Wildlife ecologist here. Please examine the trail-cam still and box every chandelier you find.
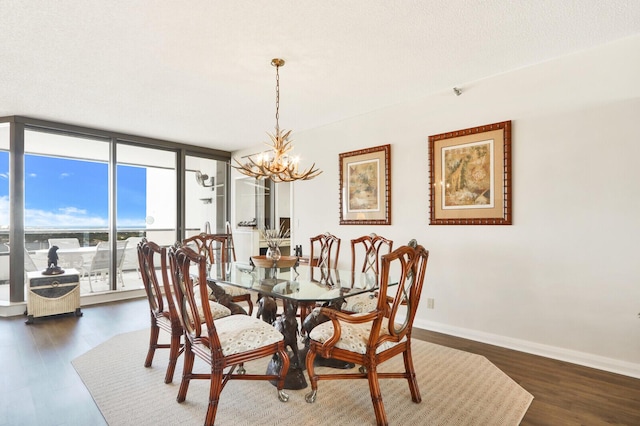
[232,58,322,183]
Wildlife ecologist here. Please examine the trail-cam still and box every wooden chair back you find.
[138,239,171,322]
[310,232,341,269]
[341,233,393,313]
[225,221,237,261]
[137,238,182,383]
[350,233,393,282]
[379,244,429,338]
[169,245,219,349]
[183,232,253,315]
[182,233,230,264]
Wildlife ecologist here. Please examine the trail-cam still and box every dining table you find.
[206,260,381,389]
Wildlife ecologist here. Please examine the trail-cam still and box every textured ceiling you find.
[1,1,639,151]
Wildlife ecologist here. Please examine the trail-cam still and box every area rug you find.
[72,329,533,425]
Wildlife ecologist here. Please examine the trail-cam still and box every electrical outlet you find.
[427,298,435,309]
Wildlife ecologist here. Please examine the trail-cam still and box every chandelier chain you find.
[275,63,280,132]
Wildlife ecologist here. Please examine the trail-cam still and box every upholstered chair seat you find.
[187,296,231,323]
[197,315,284,357]
[308,312,407,355]
[341,293,378,314]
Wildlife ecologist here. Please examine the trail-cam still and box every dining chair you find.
[182,232,254,314]
[298,232,341,326]
[225,221,237,262]
[138,239,231,384]
[138,239,185,384]
[304,243,430,426]
[168,244,290,426]
[309,232,341,270]
[342,233,393,314]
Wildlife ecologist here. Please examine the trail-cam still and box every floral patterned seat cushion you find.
[217,283,251,297]
[195,315,284,357]
[342,293,378,313]
[187,297,232,323]
[308,316,406,355]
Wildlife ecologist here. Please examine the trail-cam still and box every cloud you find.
[0,198,106,228]
[58,206,87,215]
[24,207,107,228]
[59,172,71,178]
[0,197,145,229]
[0,173,7,179]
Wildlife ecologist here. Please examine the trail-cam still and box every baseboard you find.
[80,288,146,306]
[0,288,146,317]
[0,301,28,317]
[415,319,640,380]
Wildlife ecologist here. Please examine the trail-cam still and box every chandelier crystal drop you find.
[232,58,322,183]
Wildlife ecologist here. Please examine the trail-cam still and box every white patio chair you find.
[121,236,143,278]
[24,247,38,273]
[47,238,80,249]
[87,241,128,292]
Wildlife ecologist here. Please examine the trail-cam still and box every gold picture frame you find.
[429,121,512,225]
[339,144,391,225]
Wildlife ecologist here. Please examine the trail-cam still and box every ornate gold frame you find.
[429,121,512,225]
[339,144,391,225]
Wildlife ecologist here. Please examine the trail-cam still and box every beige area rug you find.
[72,329,533,425]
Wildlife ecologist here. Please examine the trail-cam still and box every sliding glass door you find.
[24,130,111,294]
[116,143,177,291]
[0,124,9,301]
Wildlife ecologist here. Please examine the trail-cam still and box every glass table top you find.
[206,262,379,304]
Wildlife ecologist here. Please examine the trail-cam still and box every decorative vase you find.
[266,245,282,265]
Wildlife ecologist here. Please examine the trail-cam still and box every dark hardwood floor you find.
[0,299,149,425]
[2,298,639,425]
[414,329,640,425]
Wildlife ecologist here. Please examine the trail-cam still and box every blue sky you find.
[0,153,146,228]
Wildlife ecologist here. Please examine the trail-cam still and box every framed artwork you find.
[339,144,391,225]
[428,121,512,225]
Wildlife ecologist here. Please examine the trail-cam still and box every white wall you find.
[236,36,640,377]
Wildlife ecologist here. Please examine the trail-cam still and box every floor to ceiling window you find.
[0,116,230,305]
[0,123,9,300]
[24,129,112,295]
[116,143,177,292]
